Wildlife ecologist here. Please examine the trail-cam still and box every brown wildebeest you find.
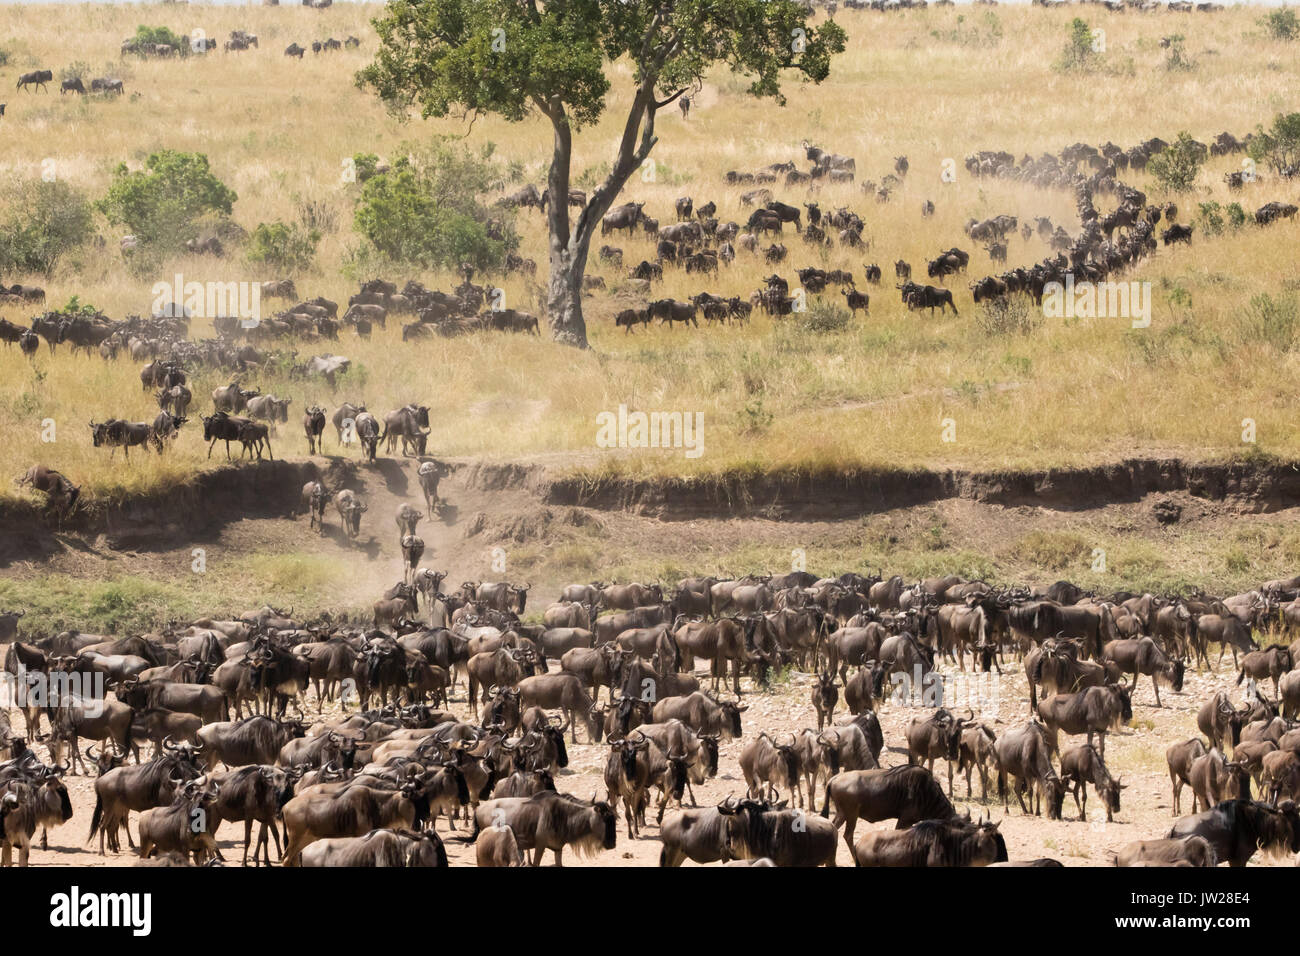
[854,818,1007,867]
[1237,645,1293,698]
[994,719,1065,820]
[1059,743,1125,822]
[472,791,616,867]
[823,765,955,852]
[1112,836,1217,867]
[1166,737,1209,816]
[1036,683,1132,759]
[1102,637,1185,707]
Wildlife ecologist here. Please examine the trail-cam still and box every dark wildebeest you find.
[303,406,326,454]
[1102,637,1184,706]
[1059,743,1125,822]
[17,70,53,92]
[718,796,838,867]
[854,818,1007,867]
[1036,683,1132,759]
[1168,799,1300,867]
[822,765,955,852]
[472,790,616,867]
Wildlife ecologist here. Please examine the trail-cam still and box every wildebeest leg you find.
[1152,674,1162,707]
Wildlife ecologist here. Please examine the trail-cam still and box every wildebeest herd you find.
[4,562,1300,867]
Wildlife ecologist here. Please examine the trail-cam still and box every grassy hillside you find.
[1,2,1299,502]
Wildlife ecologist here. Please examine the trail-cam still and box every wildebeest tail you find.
[87,793,103,843]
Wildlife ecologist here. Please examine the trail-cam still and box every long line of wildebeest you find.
[2,561,1300,867]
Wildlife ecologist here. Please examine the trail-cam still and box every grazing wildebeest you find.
[1059,743,1125,822]
[1103,637,1184,706]
[995,719,1065,820]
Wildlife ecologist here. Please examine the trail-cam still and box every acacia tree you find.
[358,0,845,348]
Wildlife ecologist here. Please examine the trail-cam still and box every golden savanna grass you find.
[0,2,1299,502]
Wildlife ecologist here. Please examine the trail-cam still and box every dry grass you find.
[1,3,1300,503]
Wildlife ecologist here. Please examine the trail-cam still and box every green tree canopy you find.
[358,0,845,347]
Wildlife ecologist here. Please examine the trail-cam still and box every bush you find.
[797,301,852,334]
[349,153,385,184]
[1248,112,1300,176]
[97,150,237,252]
[1163,34,1194,72]
[1197,201,1225,236]
[1261,8,1300,41]
[127,25,191,56]
[1056,18,1101,72]
[247,221,320,272]
[976,296,1040,336]
[353,140,515,272]
[0,178,94,277]
[1240,293,1300,351]
[1147,131,1206,192]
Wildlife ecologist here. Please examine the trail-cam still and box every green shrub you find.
[1147,131,1206,192]
[1248,112,1300,176]
[1163,34,1194,71]
[97,150,237,252]
[1261,8,1300,41]
[247,220,320,272]
[1056,18,1101,72]
[0,178,94,277]
[353,140,515,271]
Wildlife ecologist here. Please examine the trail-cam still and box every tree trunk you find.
[546,244,589,349]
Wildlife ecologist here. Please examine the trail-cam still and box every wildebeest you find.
[1168,799,1300,867]
[14,465,79,515]
[17,70,53,92]
[1102,637,1184,707]
[1037,683,1132,758]
[302,827,448,867]
[995,719,1065,819]
[854,818,1007,867]
[1113,835,1217,867]
[718,796,838,866]
[823,765,955,851]
[472,790,616,866]
[334,489,367,539]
